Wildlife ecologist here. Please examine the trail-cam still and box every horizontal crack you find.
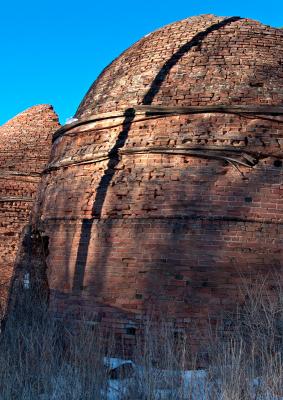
[0,196,34,202]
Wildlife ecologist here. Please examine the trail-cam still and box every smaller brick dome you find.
[0,105,60,317]
[0,105,59,173]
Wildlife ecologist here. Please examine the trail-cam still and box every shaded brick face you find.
[33,15,283,346]
[0,105,60,315]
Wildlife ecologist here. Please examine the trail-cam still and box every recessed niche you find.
[249,81,264,87]
[274,159,282,168]
[126,327,136,336]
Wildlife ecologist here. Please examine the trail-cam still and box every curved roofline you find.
[1,104,57,128]
[75,14,283,118]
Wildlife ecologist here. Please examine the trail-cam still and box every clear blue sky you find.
[0,0,282,126]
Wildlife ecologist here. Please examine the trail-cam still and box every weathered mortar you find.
[31,15,282,347]
[0,105,60,316]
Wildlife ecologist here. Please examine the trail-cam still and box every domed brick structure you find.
[31,15,282,346]
[0,105,60,317]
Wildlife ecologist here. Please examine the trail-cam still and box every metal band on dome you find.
[44,146,260,175]
[136,104,283,116]
[52,104,283,143]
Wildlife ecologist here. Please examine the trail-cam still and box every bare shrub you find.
[206,274,283,400]
[0,289,114,399]
[125,316,199,399]
[0,274,283,399]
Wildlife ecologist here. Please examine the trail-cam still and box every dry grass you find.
[0,276,283,399]
[207,276,283,400]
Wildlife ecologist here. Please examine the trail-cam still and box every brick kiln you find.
[0,105,60,317]
[10,15,283,346]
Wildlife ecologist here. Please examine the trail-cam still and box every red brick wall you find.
[38,138,283,338]
[32,15,283,346]
[0,105,60,315]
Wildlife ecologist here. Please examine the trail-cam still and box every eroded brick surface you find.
[0,105,60,315]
